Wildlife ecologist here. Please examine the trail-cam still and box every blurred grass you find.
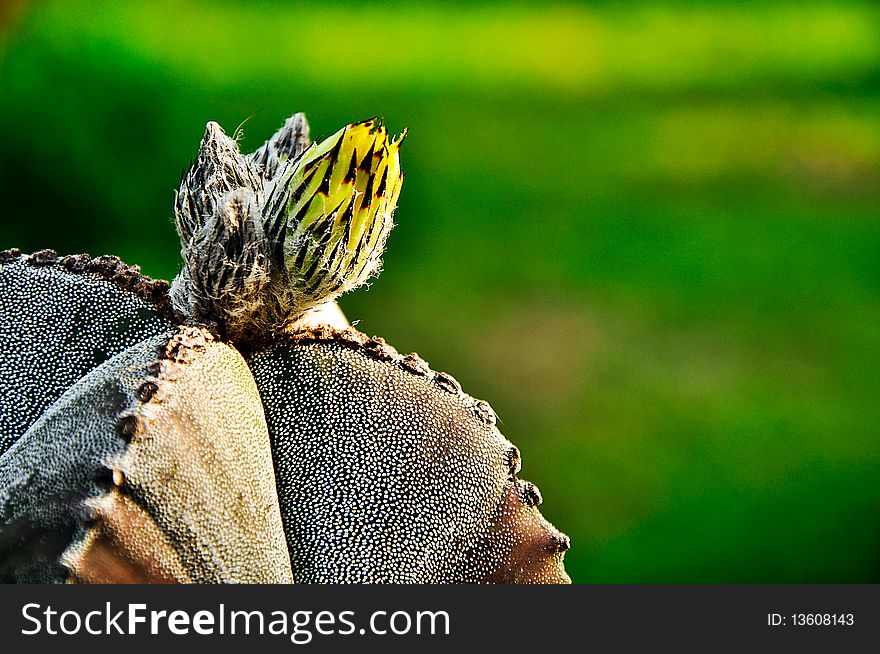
[1,0,878,582]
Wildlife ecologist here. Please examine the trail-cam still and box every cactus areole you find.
[0,113,570,584]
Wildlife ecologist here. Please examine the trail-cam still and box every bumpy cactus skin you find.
[247,331,562,583]
[0,251,171,451]
[0,113,570,584]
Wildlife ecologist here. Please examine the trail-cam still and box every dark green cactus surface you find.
[0,113,570,584]
[0,252,171,450]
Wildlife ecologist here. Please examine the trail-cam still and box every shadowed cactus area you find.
[0,113,570,584]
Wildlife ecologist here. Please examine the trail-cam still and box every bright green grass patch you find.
[16,0,880,93]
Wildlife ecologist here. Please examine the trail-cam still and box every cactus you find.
[0,113,570,584]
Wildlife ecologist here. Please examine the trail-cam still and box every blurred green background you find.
[1,0,878,583]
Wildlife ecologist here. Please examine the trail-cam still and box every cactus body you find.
[0,112,569,584]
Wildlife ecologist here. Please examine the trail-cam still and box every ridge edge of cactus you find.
[0,247,174,319]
